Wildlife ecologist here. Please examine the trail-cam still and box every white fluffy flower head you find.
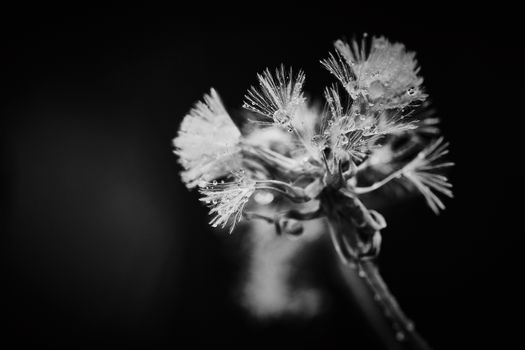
[322,35,426,109]
[199,171,256,233]
[173,89,242,188]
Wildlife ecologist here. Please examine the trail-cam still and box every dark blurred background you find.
[2,5,521,349]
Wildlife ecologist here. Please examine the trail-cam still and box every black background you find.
[2,5,521,349]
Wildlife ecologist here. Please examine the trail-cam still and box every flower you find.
[199,171,256,233]
[400,137,454,213]
[322,35,426,109]
[173,89,242,188]
[318,86,417,164]
[243,65,306,127]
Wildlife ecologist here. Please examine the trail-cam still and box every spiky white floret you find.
[243,65,306,127]
[199,171,256,233]
[320,86,369,161]
[401,137,454,213]
[173,89,242,188]
[318,86,417,162]
[322,36,426,109]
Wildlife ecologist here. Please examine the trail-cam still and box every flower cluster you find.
[173,35,453,242]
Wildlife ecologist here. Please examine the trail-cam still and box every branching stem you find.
[326,207,433,350]
[353,167,405,194]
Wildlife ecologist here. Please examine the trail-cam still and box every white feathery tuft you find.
[243,65,306,127]
[199,170,256,233]
[322,36,426,109]
[173,89,242,188]
[199,171,256,233]
[401,137,454,214]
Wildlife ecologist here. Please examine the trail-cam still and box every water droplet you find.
[396,332,405,341]
[254,191,274,205]
[358,270,366,278]
[407,87,416,96]
[341,136,349,145]
[373,39,387,49]
[273,109,289,125]
[212,180,218,185]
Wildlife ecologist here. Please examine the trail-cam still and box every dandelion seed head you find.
[244,65,306,128]
[325,36,427,109]
[199,171,256,233]
[173,89,243,188]
[401,137,454,213]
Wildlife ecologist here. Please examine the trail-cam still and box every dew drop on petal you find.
[273,109,289,125]
[311,135,322,146]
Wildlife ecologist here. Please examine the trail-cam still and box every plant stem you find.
[354,260,433,350]
[325,200,433,350]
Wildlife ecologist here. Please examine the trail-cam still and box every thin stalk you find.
[255,180,309,203]
[326,205,433,350]
[355,260,433,350]
[353,167,405,194]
